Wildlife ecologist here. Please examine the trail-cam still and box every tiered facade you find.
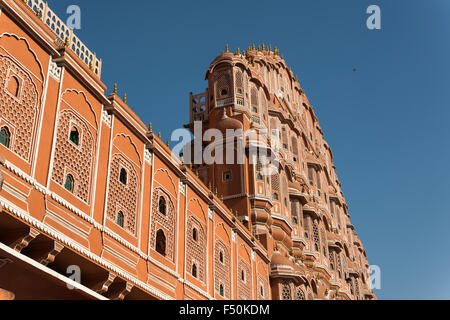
[0,0,375,300]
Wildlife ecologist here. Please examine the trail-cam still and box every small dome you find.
[288,181,301,191]
[271,252,293,267]
[216,112,242,133]
[0,288,15,300]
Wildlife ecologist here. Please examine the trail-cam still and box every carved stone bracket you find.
[13,227,40,253]
[39,241,64,266]
[93,273,117,294]
[108,282,134,301]
[116,282,134,301]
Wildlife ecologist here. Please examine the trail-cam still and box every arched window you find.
[69,127,79,145]
[223,171,232,181]
[251,88,258,107]
[0,126,11,148]
[349,279,354,295]
[329,251,335,270]
[216,74,230,98]
[7,76,19,97]
[257,173,263,181]
[219,284,224,297]
[155,229,166,256]
[282,283,292,300]
[355,278,361,300]
[260,285,264,298]
[296,289,306,300]
[219,251,224,264]
[273,193,279,201]
[117,211,124,227]
[158,196,166,215]
[192,263,198,278]
[312,281,318,296]
[119,168,127,185]
[308,166,314,186]
[192,227,198,241]
[336,254,343,279]
[64,174,74,192]
[235,70,244,94]
[241,269,245,282]
[313,221,320,252]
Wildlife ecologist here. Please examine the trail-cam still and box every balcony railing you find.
[24,0,102,78]
[216,98,233,107]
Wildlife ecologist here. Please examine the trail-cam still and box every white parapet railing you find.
[24,0,102,78]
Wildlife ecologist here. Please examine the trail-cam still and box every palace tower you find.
[0,0,375,300]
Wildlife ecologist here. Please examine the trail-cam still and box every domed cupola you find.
[215,109,242,133]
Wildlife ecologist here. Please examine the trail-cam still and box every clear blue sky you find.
[49,0,450,300]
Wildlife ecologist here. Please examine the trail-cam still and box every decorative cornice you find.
[0,196,173,300]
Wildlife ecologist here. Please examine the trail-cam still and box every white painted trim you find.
[31,54,51,177]
[103,227,146,259]
[90,104,104,219]
[102,114,114,227]
[251,249,255,300]
[147,149,155,257]
[46,66,64,188]
[175,176,180,274]
[137,143,146,248]
[179,278,214,300]
[183,186,188,299]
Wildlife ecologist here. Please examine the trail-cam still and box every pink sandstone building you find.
[0,0,376,300]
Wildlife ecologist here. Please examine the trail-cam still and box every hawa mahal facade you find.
[0,0,375,300]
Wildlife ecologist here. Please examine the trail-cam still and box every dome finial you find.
[221,108,228,120]
[113,83,118,95]
[225,44,229,53]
